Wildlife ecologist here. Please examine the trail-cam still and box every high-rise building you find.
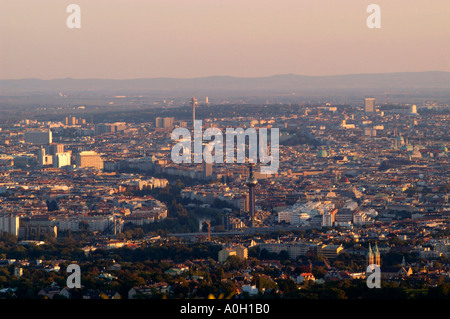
[46,143,65,156]
[163,117,174,129]
[155,117,174,129]
[37,143,70,168]
[233,246,248,260]
[37,148,53,166]
[37,148,45,166]
[94,123,110,135]
[0,214,20,236]
[245,163,258,228]
[75,151,103,170]
[239,194,249,214]
[24,130,52,145]
[65,115,80,126]
[54,153,71,168]
[218,248,236,263]
[94,123,127,135]
[203,161,213,179]
[410,104,417,114]
[365,98,375,112]
[322,208,338,227]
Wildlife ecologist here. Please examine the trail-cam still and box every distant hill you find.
[1,71,449,94]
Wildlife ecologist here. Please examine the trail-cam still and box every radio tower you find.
[245,163,258,228]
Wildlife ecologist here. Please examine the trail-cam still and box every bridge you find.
[168,225,315,239]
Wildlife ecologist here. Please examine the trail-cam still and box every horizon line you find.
[1,70,448,82]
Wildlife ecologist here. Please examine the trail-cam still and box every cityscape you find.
[0,89,449,301]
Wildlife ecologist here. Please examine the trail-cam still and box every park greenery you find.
[1,180,449,299]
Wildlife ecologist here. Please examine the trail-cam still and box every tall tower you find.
[368,243,374,265]
[192,97,197,127]
[245,163,258,228]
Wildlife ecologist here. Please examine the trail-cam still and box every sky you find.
[0,0,449,79]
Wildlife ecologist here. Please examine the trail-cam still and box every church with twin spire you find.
[367,243,381,266]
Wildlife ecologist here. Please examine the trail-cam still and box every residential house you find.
[293,272,316,284]
[59,287,72,299]
[164,265,189,276]
[82,289,121,299]
[241,285,259,296]
[128,285,154,299]
[38,284,62,299]
[382,266,413,279]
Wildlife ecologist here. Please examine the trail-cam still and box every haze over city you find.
[1,0,449,80]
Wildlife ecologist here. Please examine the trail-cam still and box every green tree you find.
[78,221,90,231]
[278,250,290,262]
[312,266,327,279]
[428,283,450,299]
[225,255,245,271]
[257,276,278,292]
[277,278,297,296]
[319,287,347,299]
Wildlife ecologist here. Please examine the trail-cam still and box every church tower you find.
[368,244,374,265]
[374,243,381,266]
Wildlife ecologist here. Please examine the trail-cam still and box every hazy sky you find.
[1,0,449,79]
